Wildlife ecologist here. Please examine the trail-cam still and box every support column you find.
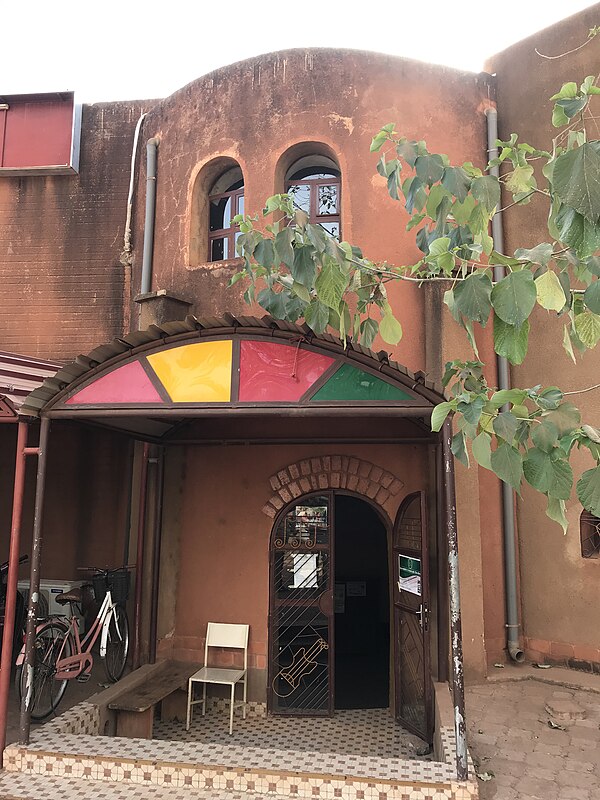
[148,446,165,664]
[19,417,51,744]
[132,442,150,669]
[0,422,28,764]
[441,418,468,781]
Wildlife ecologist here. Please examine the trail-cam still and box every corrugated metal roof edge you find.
[19,314,446,418]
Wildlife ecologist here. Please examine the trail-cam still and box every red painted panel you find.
[238,341,334,402]
[66,361,163,405]
[2,95,73,168]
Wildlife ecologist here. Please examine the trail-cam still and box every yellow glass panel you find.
[147,340,232,402]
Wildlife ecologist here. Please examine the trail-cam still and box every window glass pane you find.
[210,237,228,261]
[318,184,338,215]
[237,194,245,216]
[274,497,329,547]
[288,184,311,213]
[209,195,232,232]
[319,222,340,238]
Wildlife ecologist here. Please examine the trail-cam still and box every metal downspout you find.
[132,443,150,669]
[0,422,28,764]
[148,447,165,664]
[486,105,525,664]
[19,417,51,743]
[140,137,159,295]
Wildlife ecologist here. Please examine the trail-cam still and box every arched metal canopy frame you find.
[3,314,468,781]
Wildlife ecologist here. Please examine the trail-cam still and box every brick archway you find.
[261,455,404,518]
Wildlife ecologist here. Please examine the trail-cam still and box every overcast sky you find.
[1,1,596,102]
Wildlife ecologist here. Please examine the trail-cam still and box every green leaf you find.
[562,322,577,363]
[254,238,275,269]
[554,205,600,258]
[546,497,568,535]
[291,281,311,303]
[523,447,553,492]
[552,104,569,128]
[535,270,566,312]
[493,316,529,365]
[454,273,492,325]
[379,310,403,345]
[431,402,454,432]
[291,246,316,287]
[506,165,534,195]
[583,280,600,314]
[493,411,519,442]
[547,457,573,500]
[315,262,348,311]
[550,81,578,100]
[472,432,492,470]
[491,442,523,492]
[553,143,600,223]
[471,176,500,212]
[515,243,553,266]
[257,287,289,318]
[490,388,528,408]
[442,166,471,202]
[546,402,581,436]
[274,228,295,268]
[577,466,600,517]
[428,237,451,256]
[532,420,559,452]
[574,310,600,347]
[491,270,537,327]
[536,387,563,410]
[415,154,445,185]
[370,131,388,152]
[426,185,450,218]
[457,395,485,426]
[303,299,330,334]
[359,317,379,348]
[554,95,588,119]
[451,431,469,467]
[451,195,476,226]
[306,223,329,253]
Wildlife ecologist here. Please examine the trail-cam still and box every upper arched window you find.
[208,165,244,262]
[285,155,341,238]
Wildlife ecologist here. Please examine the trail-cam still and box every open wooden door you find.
[393,491,432,741]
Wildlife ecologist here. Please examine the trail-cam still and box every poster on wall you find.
[398,554,421,596]
[346,581,366,597]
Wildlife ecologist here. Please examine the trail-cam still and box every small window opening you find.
[580,511,600,558]
[208,166,244,262]
[285,155,341,238]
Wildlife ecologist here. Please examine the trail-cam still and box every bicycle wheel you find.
[17,620,72,721]
[104,605,129,682]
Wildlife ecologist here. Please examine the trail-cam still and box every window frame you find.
[208,185,244,262]
[580,510,600,559]
[285,174,341,237]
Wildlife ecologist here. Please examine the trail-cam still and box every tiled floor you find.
[0,771,291,799]
[154,708,431,761]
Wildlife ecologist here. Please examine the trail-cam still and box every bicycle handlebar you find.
[76,565,136,574]
[0,555,29,573]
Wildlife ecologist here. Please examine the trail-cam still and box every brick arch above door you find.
[262,455,404,519]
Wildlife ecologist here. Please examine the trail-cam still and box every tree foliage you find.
[231,76,600,531]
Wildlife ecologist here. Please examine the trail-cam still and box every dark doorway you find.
[334,495,389,709]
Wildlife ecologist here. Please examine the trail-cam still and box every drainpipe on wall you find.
[140,137,159,295]
[485,105,525,664]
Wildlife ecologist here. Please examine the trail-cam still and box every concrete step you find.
[0,772,291,800]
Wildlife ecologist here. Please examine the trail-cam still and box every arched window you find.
[285,155,341,238]
[580,510,600,558]
[208,165,244,262]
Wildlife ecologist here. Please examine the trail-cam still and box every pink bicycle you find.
[16,566,131,720]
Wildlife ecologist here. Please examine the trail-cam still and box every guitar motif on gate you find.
[272,637,329,697]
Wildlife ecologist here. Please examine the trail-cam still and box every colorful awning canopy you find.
[60,337,418,408]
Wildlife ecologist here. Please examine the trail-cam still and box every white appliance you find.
[17,579,84,633]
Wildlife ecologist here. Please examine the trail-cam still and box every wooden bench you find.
[108,660,201,739]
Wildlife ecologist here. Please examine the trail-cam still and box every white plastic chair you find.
[186,622,249,734]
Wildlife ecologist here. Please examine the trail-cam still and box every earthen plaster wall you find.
[0,101,153,361]
[488,4,600,663]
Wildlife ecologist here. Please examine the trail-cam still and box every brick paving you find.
[466,673,600,800]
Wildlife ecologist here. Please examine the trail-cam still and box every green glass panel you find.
[310,363,414,402]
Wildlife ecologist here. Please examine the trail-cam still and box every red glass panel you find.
[66,360,163,405]
[239,341,334,402]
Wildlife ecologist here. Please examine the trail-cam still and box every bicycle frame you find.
[17,590,123,681]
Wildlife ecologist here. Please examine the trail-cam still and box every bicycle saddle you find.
[55,588,83,605]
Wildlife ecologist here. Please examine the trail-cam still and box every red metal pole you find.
[132,442,150,669]
[0,422,28,765]
[19,417,50,744]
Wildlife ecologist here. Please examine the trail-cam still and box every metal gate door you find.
[269,493,333,715]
